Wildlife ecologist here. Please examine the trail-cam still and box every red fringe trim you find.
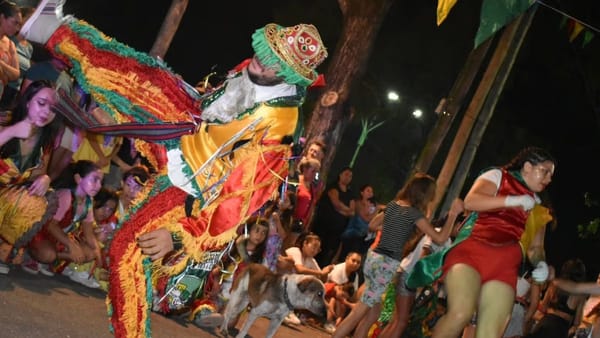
[108,185,188,336]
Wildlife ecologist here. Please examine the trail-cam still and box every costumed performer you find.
[407,146,555,338]
[0,79,60,274]
[19,1,328,337]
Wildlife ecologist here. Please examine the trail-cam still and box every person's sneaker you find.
[324,322,336,334]
[21,257,40,275]
[0,261,10,274]
[69,270,100,289]
[61,265,74,277]
[84,277,101,289]
[39,263,55,277]
[283,311,301,325]
[20,0,66,44]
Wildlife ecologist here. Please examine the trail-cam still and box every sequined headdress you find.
[252,23,327,87]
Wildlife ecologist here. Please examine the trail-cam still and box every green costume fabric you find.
[405,212,477,289]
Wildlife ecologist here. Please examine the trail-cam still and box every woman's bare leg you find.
[475,280,515,338]
[333,302,370,338]
[432,263,481,338]
[379,293,414,338]
[354,303,381,337]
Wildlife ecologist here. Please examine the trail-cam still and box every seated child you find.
[263,189,295,272]
[153,216,268,331]
[62,167,150,289]
[63,187,119,290]
[24,160,103,283]
[192,217,268,330]
[285,232,334,281]
[283,232,334,325]
[323,252,362,332]
[324,282,356,333]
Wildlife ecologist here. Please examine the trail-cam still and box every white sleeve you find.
[328,263,347,284]
[478,168,502,192]
[285,247,303,265]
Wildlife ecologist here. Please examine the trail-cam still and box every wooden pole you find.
[430,8,536,215]
[439,6,538,215]
[149,0,189,59]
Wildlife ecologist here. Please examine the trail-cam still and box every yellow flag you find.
[520,204,553,254]
[437,0,459,26]
[569,21,585,42]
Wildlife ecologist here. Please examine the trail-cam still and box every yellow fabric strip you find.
[437,0,459,26]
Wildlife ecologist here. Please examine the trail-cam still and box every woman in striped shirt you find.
[332,173,463,338]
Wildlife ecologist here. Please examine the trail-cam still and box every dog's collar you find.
[283,276,294,311]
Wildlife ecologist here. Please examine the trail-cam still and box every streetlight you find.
[387,91,400,102]
[412,108,423,119]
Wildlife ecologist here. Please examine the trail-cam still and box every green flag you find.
[474,0,535,48]
[582,30,595,48]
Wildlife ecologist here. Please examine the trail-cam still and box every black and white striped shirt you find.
[373,201,424,261]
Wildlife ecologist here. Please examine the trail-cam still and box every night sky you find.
[50,1,600,277]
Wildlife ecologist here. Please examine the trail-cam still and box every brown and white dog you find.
[220,263,327,338]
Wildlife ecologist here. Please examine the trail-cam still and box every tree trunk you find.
[149,0,189,59]
[306,0,395,182]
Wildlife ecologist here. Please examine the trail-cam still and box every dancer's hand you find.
[504,195,535,211]
[532,261,549,283]
[137,228,173,261]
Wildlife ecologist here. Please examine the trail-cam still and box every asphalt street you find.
[0,267,332,338]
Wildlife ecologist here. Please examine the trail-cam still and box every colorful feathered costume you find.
[37,15,327,338]
[0,143,58,263]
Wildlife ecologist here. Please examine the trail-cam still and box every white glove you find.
[532,261,549,283]
[504,195,535,211]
